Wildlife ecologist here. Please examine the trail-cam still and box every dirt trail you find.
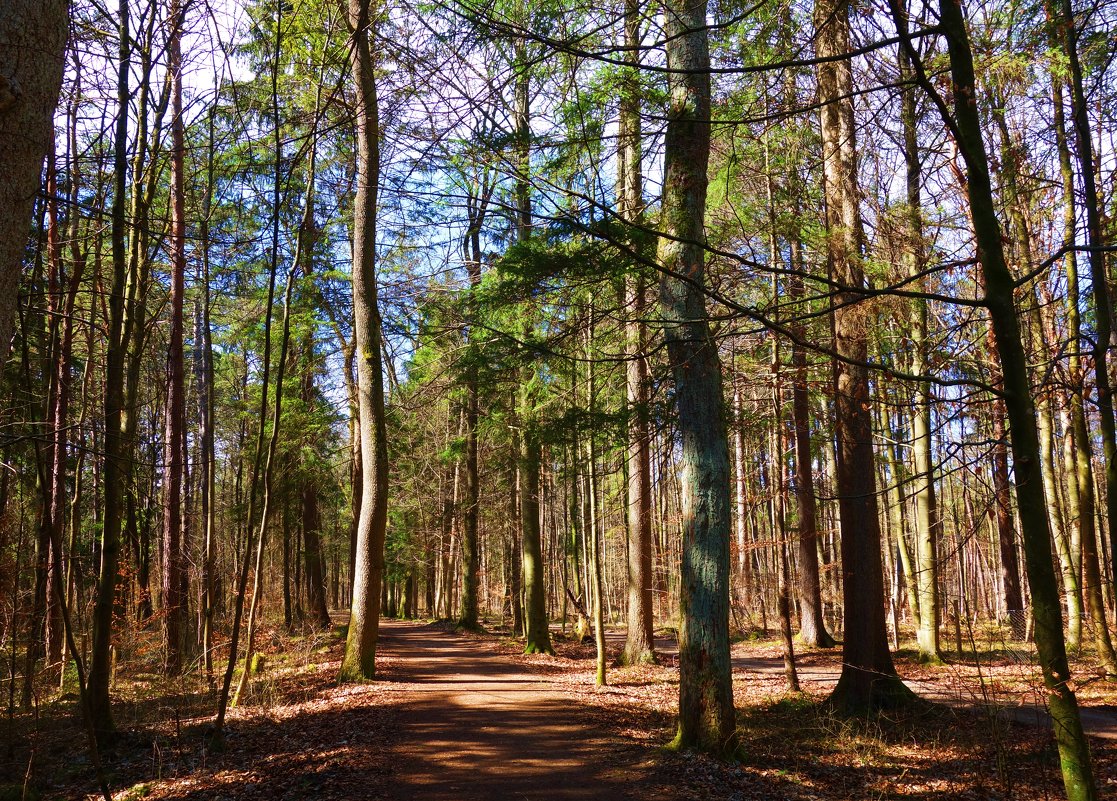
[379,621,661,800]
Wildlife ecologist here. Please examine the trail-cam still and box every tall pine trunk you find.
[619,0,654,665]
[161,0,189,675]
[788,231,833,647]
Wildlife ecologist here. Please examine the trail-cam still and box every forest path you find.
[378,621,663,801]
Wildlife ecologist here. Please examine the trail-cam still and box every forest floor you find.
[7,616,1117,800]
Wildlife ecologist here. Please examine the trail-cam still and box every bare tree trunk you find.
[198,105,218,677]
[458,174,489,630]
[1050,0,1117,611]
[339,0,388,681]
[619,0,654,663]
[88,0,130,738]
[296,128,331,632]
[658,0,735,753]
[991,403,1025,639]
[788,233,833,648]
[816,0,909,711]
[161,0,189,675]
[0,0,68,362]
[898,44,942,664]
[892,2,1097,795]
[586,321,606,684]
[508,457,524,636]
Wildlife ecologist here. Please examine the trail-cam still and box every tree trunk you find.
[511,48,551,656]
[1051,0,1117,611]
[88,0,130,739]
[896,1,1097,794]
[161,0,189,675]
[816,0,909,711]
[0,0,68,363]
[520,426,552,654]
[458,200,486,630]
[586,322,607,683]
[197,149,217,675]
[788,233,833,648]
[296,133,331,631]
[619,0,654,664]
[899,45,942,664]
[991,404,1025,639]
[658,0,735,753]
[340,0,388,681]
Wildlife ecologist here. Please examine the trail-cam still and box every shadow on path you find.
[379,622,662,800]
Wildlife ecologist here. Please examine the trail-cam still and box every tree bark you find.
[1050,0,1117,611]
[899,44,942,664]
[658,0,736,753]
[340,0,388,682]
[788,233,833,648]
[893,1,1098,794]
[815,0,909,711]
[89,0,130,738]
[161,0,189,675]
[991,403,1024,638]
[619,0,654,665]
[458,174,488,630]
[297,130,331,632]
[0,0,68,362]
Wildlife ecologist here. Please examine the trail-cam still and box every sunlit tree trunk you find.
[893,1,1097,794]
[586,318,607,683]
[1050,0,1117,610]
[340,0,388,681]
[899,47,941,664]
[816,0,909,710]
[619,0,654,665]
[788,231,833,648]
[659,0,735,753]
[511,44,552,656]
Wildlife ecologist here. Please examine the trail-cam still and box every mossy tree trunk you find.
[891,1,1098,795]
[658,0,736,753]
[340,0,388,682]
